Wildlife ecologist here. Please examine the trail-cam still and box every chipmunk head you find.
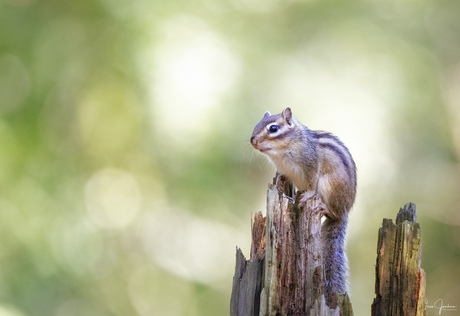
[250,107,297,155]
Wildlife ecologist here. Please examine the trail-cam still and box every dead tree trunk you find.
[371,202,426,316]
[230,212,265,316]
[230,178,353,316]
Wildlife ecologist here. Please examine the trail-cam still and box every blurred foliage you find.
[1,0,460,315]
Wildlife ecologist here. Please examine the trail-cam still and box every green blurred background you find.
[1,0,460,315]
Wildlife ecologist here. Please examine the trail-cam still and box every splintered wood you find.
[371,202,426,316]
[230,179,353,316]
[230,213,265,316]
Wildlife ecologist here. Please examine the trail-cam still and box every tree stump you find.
[231,178,353,316]
[371,202,426,316]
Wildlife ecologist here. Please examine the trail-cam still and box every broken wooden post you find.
[371,202,426,316]
[230,177,353,316]
[230,212,266,316]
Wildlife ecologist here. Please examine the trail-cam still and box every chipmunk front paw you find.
[298,191,327,216]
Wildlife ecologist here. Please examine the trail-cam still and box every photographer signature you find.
[426,299,457,315]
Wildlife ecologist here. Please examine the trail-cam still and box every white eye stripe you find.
[266,124,289,138]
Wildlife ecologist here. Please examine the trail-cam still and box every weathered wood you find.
[230,213,265,316]
[371,202,426,316]
[231,177,353,316]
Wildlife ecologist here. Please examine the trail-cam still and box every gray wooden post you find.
[231,178,353,316]
[371,202,426,316]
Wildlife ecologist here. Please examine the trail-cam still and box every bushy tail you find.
[322,215,349,304]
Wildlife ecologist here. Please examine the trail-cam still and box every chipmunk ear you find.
[282,107,293,125]
[263,111,271,118]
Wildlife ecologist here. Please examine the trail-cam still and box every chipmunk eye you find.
[268,125,280,134]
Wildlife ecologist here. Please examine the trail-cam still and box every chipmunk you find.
[250,107,357,303]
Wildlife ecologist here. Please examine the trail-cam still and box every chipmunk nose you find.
[250,136,259,149]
